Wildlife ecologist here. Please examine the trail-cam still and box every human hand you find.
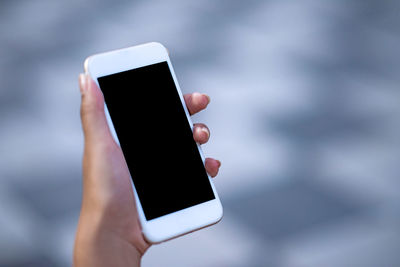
[73,74,221,267]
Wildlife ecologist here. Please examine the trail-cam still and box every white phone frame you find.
[84,42,223,243]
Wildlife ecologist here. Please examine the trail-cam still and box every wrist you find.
[74,211,143,267]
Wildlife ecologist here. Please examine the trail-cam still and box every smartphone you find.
[84,42,223,243]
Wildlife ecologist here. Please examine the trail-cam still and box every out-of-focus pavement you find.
[1,1,400,266]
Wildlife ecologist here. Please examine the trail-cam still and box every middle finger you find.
[193,123,210,144]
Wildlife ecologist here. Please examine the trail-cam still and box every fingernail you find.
[216,160,221,168]
[192,92,201,103]
[200,127,210,139]
[203,94,210,104]
[79,73,86,94]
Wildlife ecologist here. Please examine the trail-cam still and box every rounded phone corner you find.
[217,203,224,222]
[212,201,224,225]
[141,229,164,245]
[83,56,92,74]
[148,42,169,55]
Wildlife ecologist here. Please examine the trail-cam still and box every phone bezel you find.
[84,42,223,243]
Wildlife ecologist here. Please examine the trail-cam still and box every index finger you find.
[184,92,210,115]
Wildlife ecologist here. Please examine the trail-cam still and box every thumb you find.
[79,74,112,144]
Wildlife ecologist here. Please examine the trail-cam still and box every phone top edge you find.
[84,42,169,79]
[84,42,167,68]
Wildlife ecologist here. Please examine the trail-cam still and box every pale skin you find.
[74,74,221,267]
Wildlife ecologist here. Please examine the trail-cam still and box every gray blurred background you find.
[1,0,400,266]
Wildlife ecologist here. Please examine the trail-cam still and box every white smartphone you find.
[84,42,223,243]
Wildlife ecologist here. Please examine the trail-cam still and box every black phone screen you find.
[98,61,215,220]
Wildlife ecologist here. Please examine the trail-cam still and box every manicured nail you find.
[79,73,86,94]
[200,127,210,139]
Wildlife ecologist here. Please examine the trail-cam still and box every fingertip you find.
[184,92,211,115]
[216,159,221,168]
[193,124,210,144]
[86,76,96,92]
[191,92,202,105]
[83,76,104,106]
[194,93,209,108]
[203,94,210,105]
[205,158,221,178]
[79,73,109,142]
[78,73,87,94]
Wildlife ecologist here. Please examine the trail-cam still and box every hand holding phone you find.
[74,43,222,266]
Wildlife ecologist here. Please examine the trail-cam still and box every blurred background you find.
[1,0,400,266]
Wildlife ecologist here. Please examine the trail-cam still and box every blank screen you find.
[98,61,215,220]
